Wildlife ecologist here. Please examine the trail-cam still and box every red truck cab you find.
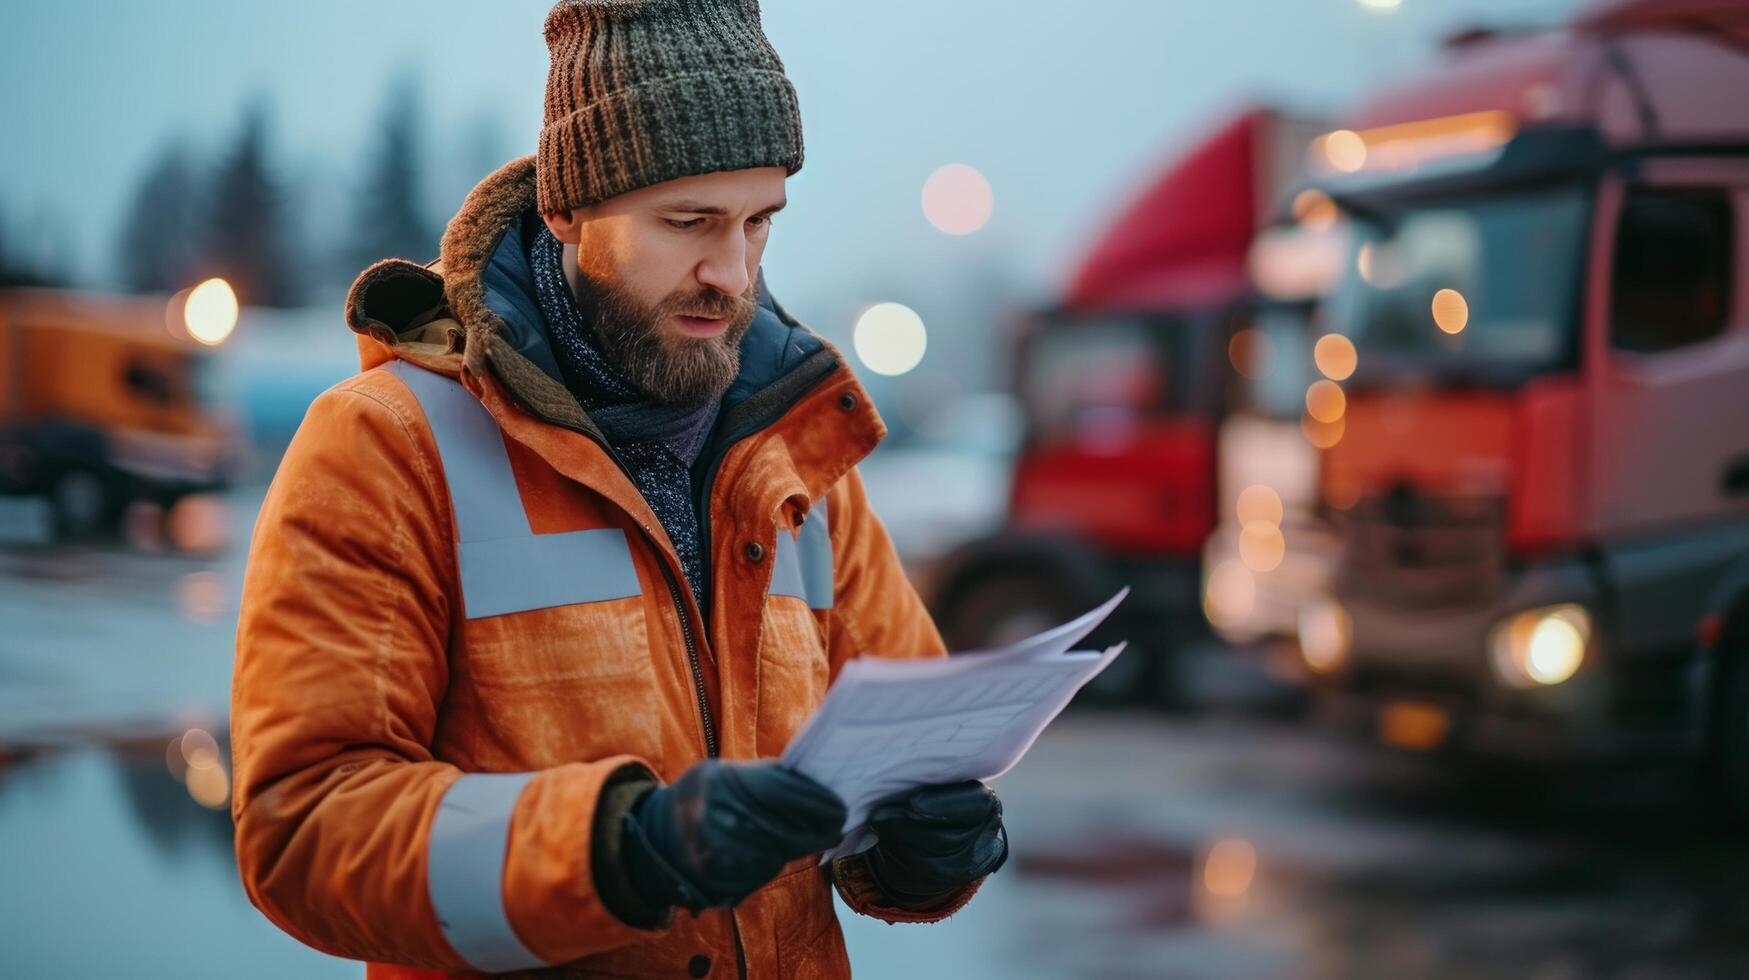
[929,108,1327,701]
[1297,0,1749,818]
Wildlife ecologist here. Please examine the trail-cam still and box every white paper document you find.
[781,588,1130,860]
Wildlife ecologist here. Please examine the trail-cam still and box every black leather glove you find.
[864,780,1008,908]
[621,760,847,913]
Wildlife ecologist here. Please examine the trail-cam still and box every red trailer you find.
[928,107,1329,701]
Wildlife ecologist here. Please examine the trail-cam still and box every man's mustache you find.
[666,286,756,322]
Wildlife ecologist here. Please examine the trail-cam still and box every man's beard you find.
[571,266,757,408]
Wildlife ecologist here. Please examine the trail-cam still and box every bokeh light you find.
[1305,380,1346,424]
[1292,189,1339,231]
[921,163,994,235]
[1238,521,1286,573]
[171,727,230,808]
[1236,485,1283,527]
[179,728,221,771]
[1313,334,1357,381]
[1527,615,1585,685]
[1204,561,1256,626]
[1202,838,1258,897]
[1431,288,1469,334]
[1303,413,1345,449]
[1322,130,1368,173]
[853,302,928,376]
[186,762,230,809]
[184,277,238,346]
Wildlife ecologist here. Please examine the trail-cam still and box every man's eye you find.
[665,218,704,230]
[747,214,771,229]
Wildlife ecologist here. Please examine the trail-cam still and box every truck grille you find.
[1336,483,1505,610]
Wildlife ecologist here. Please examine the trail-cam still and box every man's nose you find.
[695,232,751,298]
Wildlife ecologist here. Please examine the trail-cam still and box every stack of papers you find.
[781,588,1129,859]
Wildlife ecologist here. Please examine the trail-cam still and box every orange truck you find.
[927,107,1329,702]
[0,288,238,540]
[1290,0,1749,818]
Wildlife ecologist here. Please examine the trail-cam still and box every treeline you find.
[3,72,487,309]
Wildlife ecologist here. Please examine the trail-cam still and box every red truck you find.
[927,107,1329,701]
[1292,0,1749,819]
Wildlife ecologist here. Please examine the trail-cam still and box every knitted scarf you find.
[529,224,719,612]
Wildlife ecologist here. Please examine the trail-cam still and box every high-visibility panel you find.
[381,361,642,618]
[425,772,545,973]
[770,498,833,610]
[459,529,639,619]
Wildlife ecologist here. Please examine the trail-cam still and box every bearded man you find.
[230,1,1007,977]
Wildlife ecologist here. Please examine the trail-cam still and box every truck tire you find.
[49,468,111,540]
[940,573,1155,706]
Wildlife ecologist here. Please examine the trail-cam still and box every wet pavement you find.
[943,716,1749,980]
[4,489,1748,978]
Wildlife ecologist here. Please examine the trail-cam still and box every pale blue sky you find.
[3,0,1585,327]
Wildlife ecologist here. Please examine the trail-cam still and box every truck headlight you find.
[1489,604,1589,688]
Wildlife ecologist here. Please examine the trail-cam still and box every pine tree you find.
[351,72,437,268]
[116,139,204,294]
[204,100,302,307]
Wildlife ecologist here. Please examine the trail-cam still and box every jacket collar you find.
[343,155,884,507]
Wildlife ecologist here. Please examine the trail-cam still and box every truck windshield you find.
[1017,314,1200,444]
[1229,306,1315,421]
[1326,186,1589,379]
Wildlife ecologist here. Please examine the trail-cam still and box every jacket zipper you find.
[664,351,835,764]
[653,551,718,757]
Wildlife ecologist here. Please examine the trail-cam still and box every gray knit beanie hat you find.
[536,0,804,216]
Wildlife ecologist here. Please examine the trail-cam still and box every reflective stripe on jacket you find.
[230,156,977,979]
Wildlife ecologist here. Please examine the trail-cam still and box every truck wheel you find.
[49,469,110,539]
[941,574,1153,705]
[1708,643,1749,831]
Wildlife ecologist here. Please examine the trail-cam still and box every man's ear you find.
[541,208,586,245]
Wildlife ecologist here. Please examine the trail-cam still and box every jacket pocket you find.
[454,597,663,765]
[755,596,831,758]
[462,595,654,685]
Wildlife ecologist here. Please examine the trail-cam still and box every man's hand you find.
[621,760,847,912]
[864,780,1008,907]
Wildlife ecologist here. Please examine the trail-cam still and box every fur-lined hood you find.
[341,155,845,441]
